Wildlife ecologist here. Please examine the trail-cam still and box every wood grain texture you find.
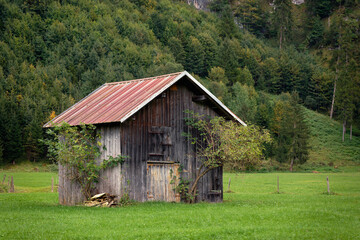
[60,77,225,204]
[120,78,224,202]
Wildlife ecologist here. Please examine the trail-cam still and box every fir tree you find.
[272,0,293,49]
[272,92,309,170]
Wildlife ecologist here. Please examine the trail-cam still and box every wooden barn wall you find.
[120,79,223,202]
[95,123,122,197]
[58,124,122,205]
[58,164,85,205]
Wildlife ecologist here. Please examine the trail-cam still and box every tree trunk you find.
[279,26,283,50]
[330,78,336,119]
[342,119,346,142]
[350,123,352,141]
[290,158,294,172]
[330,55,339,119]
[188,167,213,203]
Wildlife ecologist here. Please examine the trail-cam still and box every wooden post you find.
[51,177,54,193]
[2,174,6,184]
[227,177,231,192]
[10,176,14,193]
[327,176,330,194]
[277,176,279,193]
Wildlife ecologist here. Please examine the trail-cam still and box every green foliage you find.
[225,83,258,123]
[306,16,324,47]
[271,92,310,170]
[306,0,336,18]
[43,123,127,199]
[236,66,254,86]
[272,0,293,49]
[183,111,271,202]
[174,177,193,203]
[184,36,205,76]
[0,0,357,165]
[234,0,270,37]
[0,139,3,164]
[207,66,228,85]
[330,7,360,128]
[102,155,127,168]
[117,181,133,206]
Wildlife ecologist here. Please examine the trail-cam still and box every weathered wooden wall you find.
[58,124,123,205]
[96,124,123,196]
[58,164,85,205]
[120,77,223,202]
[59,76,224,204]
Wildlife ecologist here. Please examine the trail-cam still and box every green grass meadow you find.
[0,171,359,239]
[304,108,360,165]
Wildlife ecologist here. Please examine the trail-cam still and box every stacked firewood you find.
[85,193,117,207]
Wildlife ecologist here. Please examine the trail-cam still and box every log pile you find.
[85,193,118,207]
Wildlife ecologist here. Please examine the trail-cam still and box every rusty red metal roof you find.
[44,71,246,127]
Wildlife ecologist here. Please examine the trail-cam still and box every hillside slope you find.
[0,0,358,169]
[0,0,334,163]
[304,108,360,166]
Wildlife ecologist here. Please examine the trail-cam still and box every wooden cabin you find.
[44,71,245,205]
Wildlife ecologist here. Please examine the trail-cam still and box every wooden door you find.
[147,163,180,202]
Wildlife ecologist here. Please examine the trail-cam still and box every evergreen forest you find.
[0,0,359,170]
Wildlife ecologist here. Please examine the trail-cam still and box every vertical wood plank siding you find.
[147,163,180,202]
[58,164,86,205]
[59,77,224,204]
[58,124,122,205]
[96,124,122,197]
[120,79,223,202]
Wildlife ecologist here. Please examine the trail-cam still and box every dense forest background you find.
[0,0,359,169]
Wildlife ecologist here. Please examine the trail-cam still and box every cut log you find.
[91,193,106,200]
[86,193,118,207]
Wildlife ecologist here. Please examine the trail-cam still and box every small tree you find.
[183,112,271,203]
[43,123,126,200]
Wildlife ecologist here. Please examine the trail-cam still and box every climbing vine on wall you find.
[43,123,127,200]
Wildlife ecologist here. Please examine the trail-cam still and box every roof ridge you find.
[105,71,185,86]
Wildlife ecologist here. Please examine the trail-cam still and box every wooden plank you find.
[58,164,63,204]
[109,125,114,194]
[147,161,175,164]
[136,118,142,201]
[141,109,147,201]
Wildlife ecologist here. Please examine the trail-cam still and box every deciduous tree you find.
[183,112,271,202]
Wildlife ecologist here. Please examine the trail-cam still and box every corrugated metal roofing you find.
[44,71,246,127]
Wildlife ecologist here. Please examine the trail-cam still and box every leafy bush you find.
[43,123,127,199]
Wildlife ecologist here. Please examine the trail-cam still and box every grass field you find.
[0,171,359,239]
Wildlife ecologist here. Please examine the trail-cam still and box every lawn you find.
[0,171,58,193]
[0,171,359,239]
